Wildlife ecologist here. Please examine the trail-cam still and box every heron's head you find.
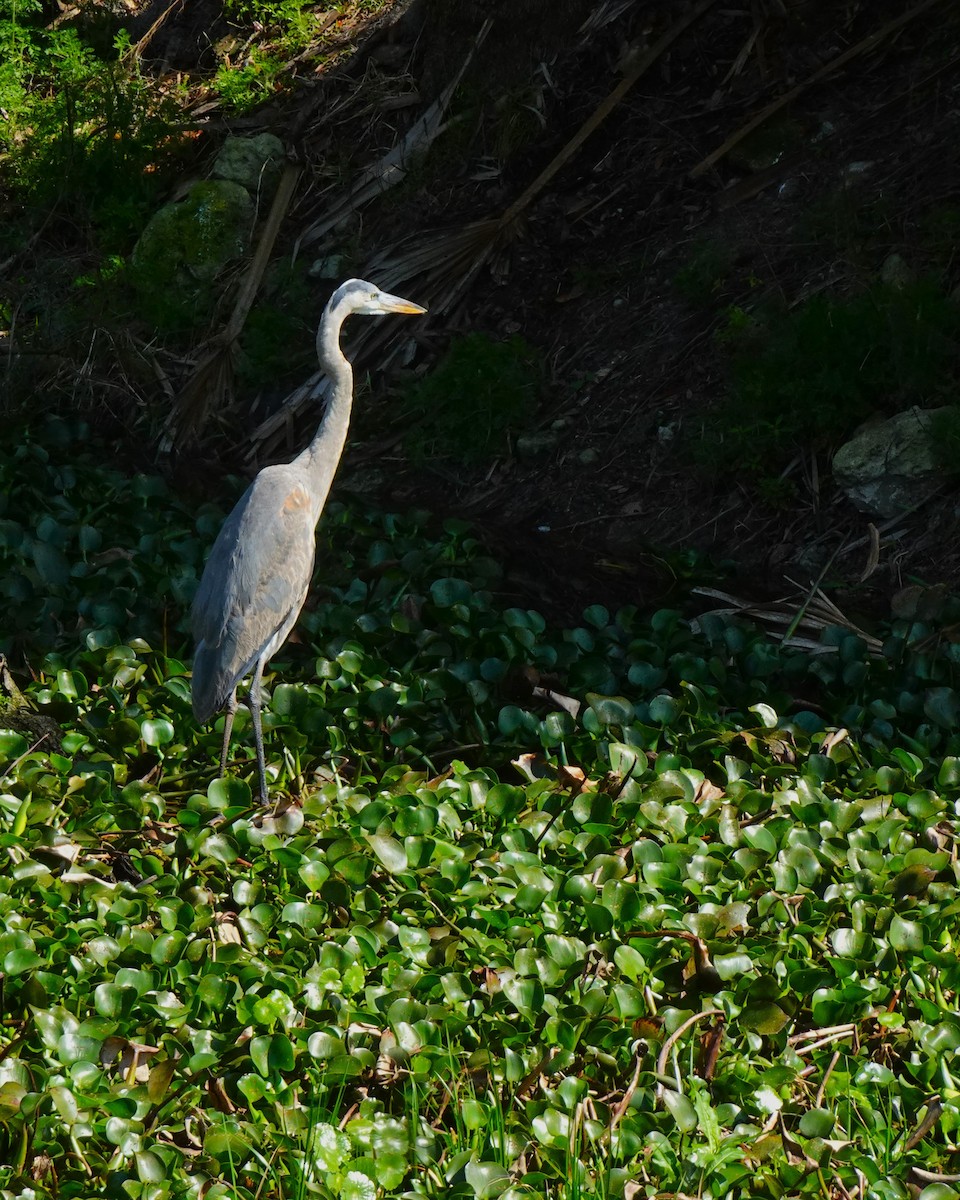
[331,278,427,317]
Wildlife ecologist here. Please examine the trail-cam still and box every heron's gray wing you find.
[192,466,317,718]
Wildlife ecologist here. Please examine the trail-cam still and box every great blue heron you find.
[191,278,427,801]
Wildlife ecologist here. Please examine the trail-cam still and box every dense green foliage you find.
[401,334,542,465]
[697,278,960,477]
[3,420,960,1198]
[0,0,181,247]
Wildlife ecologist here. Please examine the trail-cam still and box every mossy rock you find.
[212,133,285,194]
[832,406,950,517]
[131,179,254,329]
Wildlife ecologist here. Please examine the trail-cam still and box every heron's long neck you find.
[296,304,354,524]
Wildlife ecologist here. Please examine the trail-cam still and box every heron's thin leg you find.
[247,659,270,805]
[220,691,238,777]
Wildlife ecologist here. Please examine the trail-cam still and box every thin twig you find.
[656,1009,723,1098]
[605,1047,644,1144]
[814,1049,841,1107]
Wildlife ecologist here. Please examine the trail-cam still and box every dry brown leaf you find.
[694,777,724,807]
[859,522,881,582]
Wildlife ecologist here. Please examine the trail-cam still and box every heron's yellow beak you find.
[379,291,428,315]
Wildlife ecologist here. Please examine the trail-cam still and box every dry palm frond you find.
[691,586,883,656]
[578,0,636,39]
[246,0,718,462]
[295,20,493,255]
[165,162,300,450]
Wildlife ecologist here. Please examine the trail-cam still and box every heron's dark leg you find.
[247,659,270,805]
[220,691,238,777]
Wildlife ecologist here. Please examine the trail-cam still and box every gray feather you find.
[191,464,316,719]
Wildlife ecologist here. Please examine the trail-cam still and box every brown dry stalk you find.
[656,1008,723,1094]
[225,161,300,344]
[126,0,186,61]
[690,0,950,179]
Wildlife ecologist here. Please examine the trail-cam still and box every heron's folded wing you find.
[192,466,317,684]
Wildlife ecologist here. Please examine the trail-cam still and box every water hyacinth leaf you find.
[282,901,326,931]
[830,928,868,958]
[889,915,924,952]
[151,932,187,966]
[430,577,472,608]
[134,1151,166,1183]
[854,1062,895,1087]
[502,975,544,1017]
[749,703,779,728]
[540,710,573,744]
[484,783,524,818]
[587,694,634,725]
[357,800,390,831]
[714,952,753,979]
[662,1089,697,1133]
[4,948,42,974]
[614,945,646,983]
[918,1187,960,1200]
[298,858,330,890]
[56,669,87,700]
[498,705,531,735]
[366,833,407,873]
[799,1108,835,1138]
[0,729,28,759]
[938,757,960,786]
[308,1032,346,1059]
[208,775,251,808]
[200,833,239,863]
[740,1002,791,1034]
[465,1159,511,1199]
[147,1060,175,1104]
[649,694,680,724]
[141,718,175,747]
[33,541,70,587]
[924,687,960,729]
[271,683,310,718]
[249,1035,272,1077]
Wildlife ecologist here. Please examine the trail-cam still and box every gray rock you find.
[880,253,913,289]
[212,133,285,194]
[578,447,599,465]
[309,254,345,280]
[832,406,949,517]
[516,431,558,457]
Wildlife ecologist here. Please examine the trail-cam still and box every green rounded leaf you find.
[141,718,175,747]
